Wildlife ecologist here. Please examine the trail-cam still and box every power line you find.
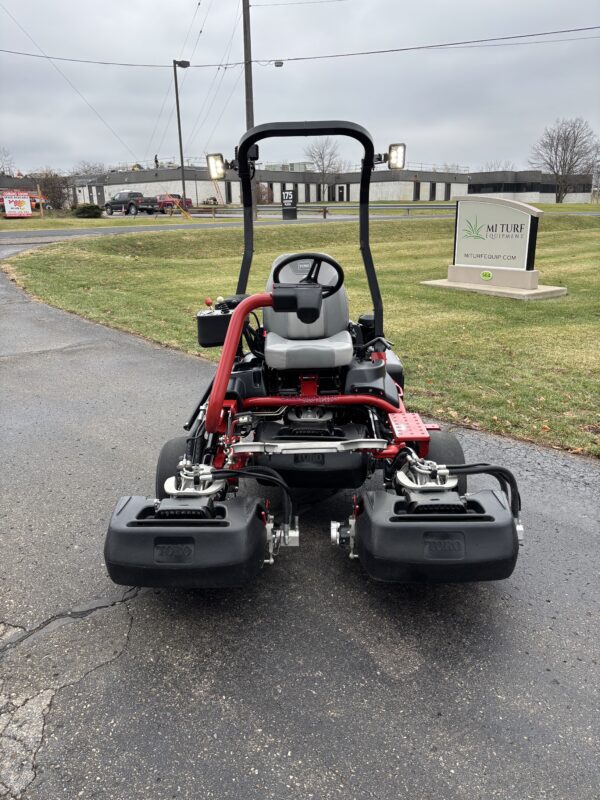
[252,0,347,5]
[1,26,598,69]
[203,66,245,152]
[145,0,212,160]
[179,1,202,58]
[0,3,137,160]
[185,2,243,152]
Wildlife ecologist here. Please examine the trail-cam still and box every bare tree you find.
[256,183,273,204]
[304,137,342,200]
[0,146,15,176]
[71,160,107,176]
[30,169,71,210]
[484,159,516,172]
[529,118,599,203]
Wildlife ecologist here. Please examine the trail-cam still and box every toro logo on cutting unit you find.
[424,533,465,560]
[154,543,194,563]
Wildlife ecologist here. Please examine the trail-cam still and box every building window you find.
[225,181,232,203]
[316,184,322,202]
[413,181,421,201]
[268,182,274,203]
[346,183,351,202]
[304,184,310,202]
[444,183,451,201]
[429,183,435,201]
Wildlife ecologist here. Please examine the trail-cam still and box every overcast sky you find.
[1,0,599,173]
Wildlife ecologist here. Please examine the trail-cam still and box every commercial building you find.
[2,158,592,209]
[65,165,594,207]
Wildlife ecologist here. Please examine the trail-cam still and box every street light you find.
[173,59,190,203]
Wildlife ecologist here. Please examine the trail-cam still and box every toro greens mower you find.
[105,121,523,588]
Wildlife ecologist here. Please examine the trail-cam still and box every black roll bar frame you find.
[234,121,384,338]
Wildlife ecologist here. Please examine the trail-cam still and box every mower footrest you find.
[356,490,518,583]
[105,495,267,588]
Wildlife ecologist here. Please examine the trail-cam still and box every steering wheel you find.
[272,252,344,299]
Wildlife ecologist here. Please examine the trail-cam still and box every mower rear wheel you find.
[427,429,467,494]
[155,436,188,499]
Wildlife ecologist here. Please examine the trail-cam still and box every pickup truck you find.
[104,191,160,216]
[155,193,193,212]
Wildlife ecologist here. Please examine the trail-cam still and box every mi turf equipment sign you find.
[423,196,566,299]
[454,197,541,271]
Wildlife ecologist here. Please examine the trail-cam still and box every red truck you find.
[155,193,193,213]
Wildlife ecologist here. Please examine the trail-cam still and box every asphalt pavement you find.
[1,249,599,799]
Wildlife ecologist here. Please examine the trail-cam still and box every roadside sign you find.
[2,191,33,218]
[281,187,297,220]
[453,197,542,271]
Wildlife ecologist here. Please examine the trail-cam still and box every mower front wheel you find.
[155,436,188,499]
[427,429,467,494]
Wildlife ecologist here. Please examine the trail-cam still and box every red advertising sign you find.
[2,191,33,217]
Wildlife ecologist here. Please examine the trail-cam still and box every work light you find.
[388,143,406,170]
[207,154,226,180]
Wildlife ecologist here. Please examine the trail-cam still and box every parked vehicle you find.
[155,193,193,212]
[104,191,160,216]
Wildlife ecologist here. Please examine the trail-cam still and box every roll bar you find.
[235,121,384,338]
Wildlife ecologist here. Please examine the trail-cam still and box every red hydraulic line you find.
[205,292,273,432]
[243,394,403,415]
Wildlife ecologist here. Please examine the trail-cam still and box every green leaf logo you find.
[462,217,485,239]
[480,270,493,281]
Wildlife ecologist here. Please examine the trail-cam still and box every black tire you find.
[128,203,138,216]
[155,436,188,499]
[105,205,113,215]
[146,210,153,215]
[426,429,467,494]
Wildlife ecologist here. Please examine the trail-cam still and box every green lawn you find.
[0,213,224,231]
[4,215,599,456]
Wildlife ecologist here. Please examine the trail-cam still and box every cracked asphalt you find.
[1,248,599,799]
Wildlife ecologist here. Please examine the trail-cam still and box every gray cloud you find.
[1,0,598,172]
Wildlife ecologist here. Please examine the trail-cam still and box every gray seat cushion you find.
[264,330,354,370]
[263,254,353,370]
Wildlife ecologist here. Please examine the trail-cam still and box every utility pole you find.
[242,0,254,130]
[242,0,258,218]
[173,59,190,202]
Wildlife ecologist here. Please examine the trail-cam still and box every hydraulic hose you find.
[211,465,293,527]
[445,463,521,518]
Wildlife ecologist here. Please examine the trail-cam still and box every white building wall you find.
[562,192,591,203]
[451,183,469,198]
[368,181,415,201]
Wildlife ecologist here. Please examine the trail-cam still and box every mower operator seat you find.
[263,254,354,370]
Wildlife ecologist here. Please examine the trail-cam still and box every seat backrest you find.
[263,254,349,340]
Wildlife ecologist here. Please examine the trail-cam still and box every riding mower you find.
[105,121,523,588]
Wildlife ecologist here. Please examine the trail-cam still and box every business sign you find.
[281,188,297,209]
[2,191,33,218]
[281,187,297,220]
[453,197,542,271]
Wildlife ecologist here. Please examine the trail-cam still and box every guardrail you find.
[256,203,455,218]
[185,203,456,219]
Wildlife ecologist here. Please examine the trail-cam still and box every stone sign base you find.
[421,278,567,301]
[449,264,540,289]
